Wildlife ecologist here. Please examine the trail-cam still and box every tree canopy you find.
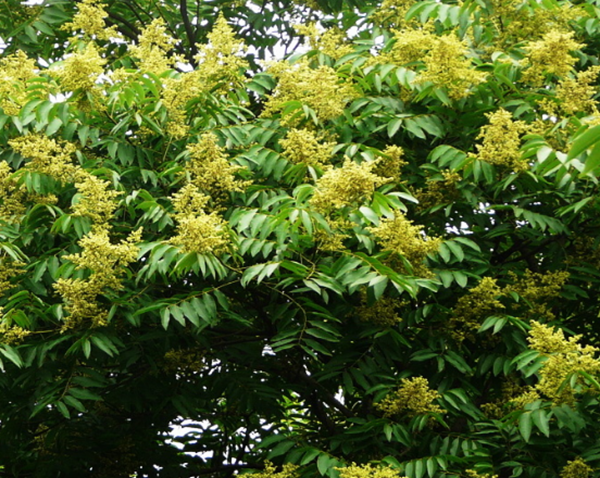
[3,0,600,477]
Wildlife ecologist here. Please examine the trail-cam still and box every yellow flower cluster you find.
[554,66,600,116]
[377,28,435,67]
[279,128,335,168]
[162,348,206,374]
[161,72,204,138]
[194,14,249,90]
[526,321,600,404]
[415,169,461,210]
[294,23,354,60]
[0,50,37,116]
[471,108,530,172]
[561,458,594,478]
[129,18,178,74]
[185,133,251,201]
[482,379,535,417]
[72,175,122,225]
[54,227,142,329]
[310,158,390,212]
[416,34,487,100]
[313,217,352,252]
[466,469,498,478]
[51,42,106,92]
[160,16,248,137]
[510,387,542,409]
[247,461,299,478]
[168,183,232,255]
[368,214,441,276]
[522,31,583,86]
[376,376,445,417]
[60,0,120,41]
[170,182,210,216]
[0,161,27,219]
[374,145,406,182]
[528,321,585,355]
[9,134,83,184]
[450,277,505,342]
[506,269,569,319]
[0,323,31,345]
[337,463,403,478]
[356,290,404,327]
[371,0,416,28]
[10,135,125,227]
[0,257,24,297]
[491,0,582,48]
[262,59,357,125]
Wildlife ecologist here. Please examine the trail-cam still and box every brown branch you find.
[180,0,199,67]
[106,10,140,39]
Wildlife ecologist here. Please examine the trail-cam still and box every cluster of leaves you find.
[3,0,600,477]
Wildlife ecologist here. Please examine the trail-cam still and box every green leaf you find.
[519,411,532,442]
[445,241,465,262]
[56,400,70,419]
[531,409,550,437]
[318,454,332,475]
[568,124,600,160]
[0,345,23,367]
[68,388,102,401]
[581,142,600,175]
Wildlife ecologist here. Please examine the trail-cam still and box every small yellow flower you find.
[168,183,233,255]
[374,145,407,182]
[294,23,354,60]
[522,31,583,85]
[561,458,594,478]
[246,461,299,478]
[376,376,445,417]
[0,50,38,115]
[72,174,122,225]
[194,14,249,91]
[378,28,436,67]
[0,161,27,219]
[527,321,600,404]
[0,256,24,297]
[356,290,404,327]
[337,463,403,478]
[0,323,31,345]
[310,158,390,212]
[372,0,416,28]
[129,18,178,74]
[470,108,530,172]
[449,277,505,342]
[51,42,107,92]
[368,214,441,276]
[9,134,85,184]
[416,34,487,99]
[262,58,357,125]
[54,227,142,329]
[280,128,335,168]
[555,66,600,116]
[466,469,498,478]
[185,133,251,200]
[61,0,120,40]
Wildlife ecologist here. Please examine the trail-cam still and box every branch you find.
[296,368,354,418]
[180,0,199,66]
[106,10,140,38]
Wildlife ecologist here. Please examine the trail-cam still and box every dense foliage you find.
[3,0,600,477]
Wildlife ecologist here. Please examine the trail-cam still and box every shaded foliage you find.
[2,0,600,478]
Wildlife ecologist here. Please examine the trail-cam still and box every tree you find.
[2,0,600,476]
